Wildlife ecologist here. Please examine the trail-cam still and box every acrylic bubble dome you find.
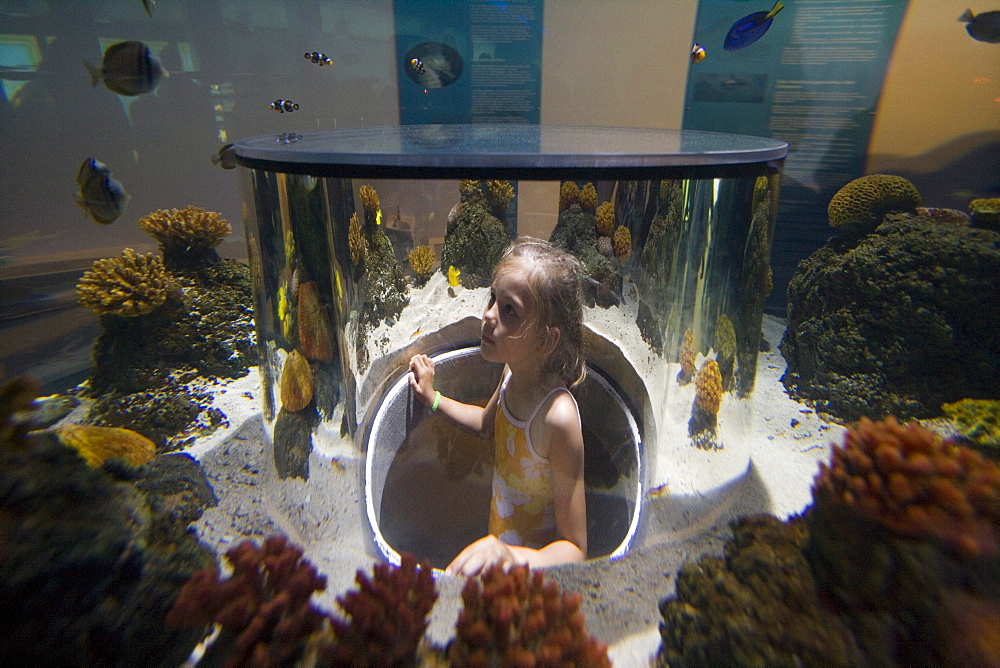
[234,124,787,567]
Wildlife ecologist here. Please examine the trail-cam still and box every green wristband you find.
[430,390,441,412]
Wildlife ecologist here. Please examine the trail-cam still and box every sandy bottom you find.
[180,309,844,666]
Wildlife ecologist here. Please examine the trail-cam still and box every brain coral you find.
[138,206,231,252]
[595,201,615,236]
[449,563,610,666]
[813,416,1000,557]
[76,248,175,317]
[827,174,921,229]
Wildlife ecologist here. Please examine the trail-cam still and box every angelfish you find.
[75,158,130,225]
[84,40,167,96]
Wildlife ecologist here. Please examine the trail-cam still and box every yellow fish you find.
[376,209,382,225]
[447,265,461,287]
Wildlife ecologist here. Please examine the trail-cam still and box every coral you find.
[942,398,1000,450]
[358,184,381,224]
[695,359,723,415]
[559,181,580,210]
[713,314,737,390]
[77,248,176,317]
[970,197,1000,231]
[677,328,696,385]
[612,225,631,262]
[297,280,334,363]
[441,195,509,283]
[657,515,854,667]
[596,235,612,257]
[579,182,597,211]
[138,206,231,267]
[279,349,313,412]
[460,179,486,208]
[449,563,611,667]
[752,174,770,214]
[595,201,615,236]
[812,416,1000,557]
[408,244,435,283]
[827,174,921,230]
[167,536,328,668]
[55,423,156,468]
[781,211,1000,421]
[485,179,515,218]
[348,212,365,265]
[359,216,409,327]
[316,553,437,665]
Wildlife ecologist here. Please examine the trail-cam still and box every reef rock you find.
[781,211,1000,421]
[56,422,156,467]
[297,280,334,363]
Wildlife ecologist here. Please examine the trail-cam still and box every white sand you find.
[182,276,845,665]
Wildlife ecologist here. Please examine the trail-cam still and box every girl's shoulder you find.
[537,387,581,434]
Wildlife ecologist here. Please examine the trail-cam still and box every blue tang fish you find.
[84,40,168,96]
[724,0,784,51]
[75,158,130,225]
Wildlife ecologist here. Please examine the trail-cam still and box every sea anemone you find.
[76,248,175,317]
[595,201,615,237]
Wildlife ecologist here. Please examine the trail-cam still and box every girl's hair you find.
[494,237,586,388]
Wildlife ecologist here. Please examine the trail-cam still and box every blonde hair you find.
[493,237,586,387]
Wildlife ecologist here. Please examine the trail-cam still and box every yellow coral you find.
[678,328,696,382]
[579,183,598,211]
[485,180,514,212]
[559,181,580,210]
[408,245,435,281]
[138,206,231,251]
[358,184,381,225]
[76,248,174,317]
[827,175,921,228]
[459,179,484,207]
[348,213,366,265]
[695,359,723,415]
[596,201,615,236]
[56,423,155,467]
[613,225,631,262]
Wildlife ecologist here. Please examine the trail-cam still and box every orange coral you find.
[449,563,611,667]
[695,359,723,415]
[813,416,1000,557]
[595,201,615,236]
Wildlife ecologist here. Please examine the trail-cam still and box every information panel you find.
[683,0,910,311]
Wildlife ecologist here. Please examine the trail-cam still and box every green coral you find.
[942,398,1000,450]
[441,183,509,282]
[459,179,485,208]
[827,174,921,230]
[485,179,515,219]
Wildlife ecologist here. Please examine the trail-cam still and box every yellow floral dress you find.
[488,373,578,549]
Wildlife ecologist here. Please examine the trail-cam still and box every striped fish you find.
[84,40,167,96]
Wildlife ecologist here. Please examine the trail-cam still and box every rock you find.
[279,349,314,412]
[297,281,334,363]
[56,423,156,467]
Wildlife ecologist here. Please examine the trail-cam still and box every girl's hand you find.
[445,535,526,576]
[408,354,437,407]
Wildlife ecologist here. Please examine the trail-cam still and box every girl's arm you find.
[446,392,587,575]
[408,354,500,440]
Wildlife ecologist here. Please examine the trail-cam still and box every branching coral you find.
[358,184,381,225]
[138,206,231,257]
[77,248,175,317]
[612,225,631,262]
[595,201,615,237]
[827,174,921,230]
[408,244,435,283]
[559,181,580,210]
[579,183,597,211]
[812,416,1000,557]
[316,553,437,665]
[460,179,486,208]
[166,536,328,668]
[348,212,366,266]
[449,563,611,667]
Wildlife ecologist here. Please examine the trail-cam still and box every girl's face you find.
[480,264,544,366]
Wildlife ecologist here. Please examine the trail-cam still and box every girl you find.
[408,237,588,576]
